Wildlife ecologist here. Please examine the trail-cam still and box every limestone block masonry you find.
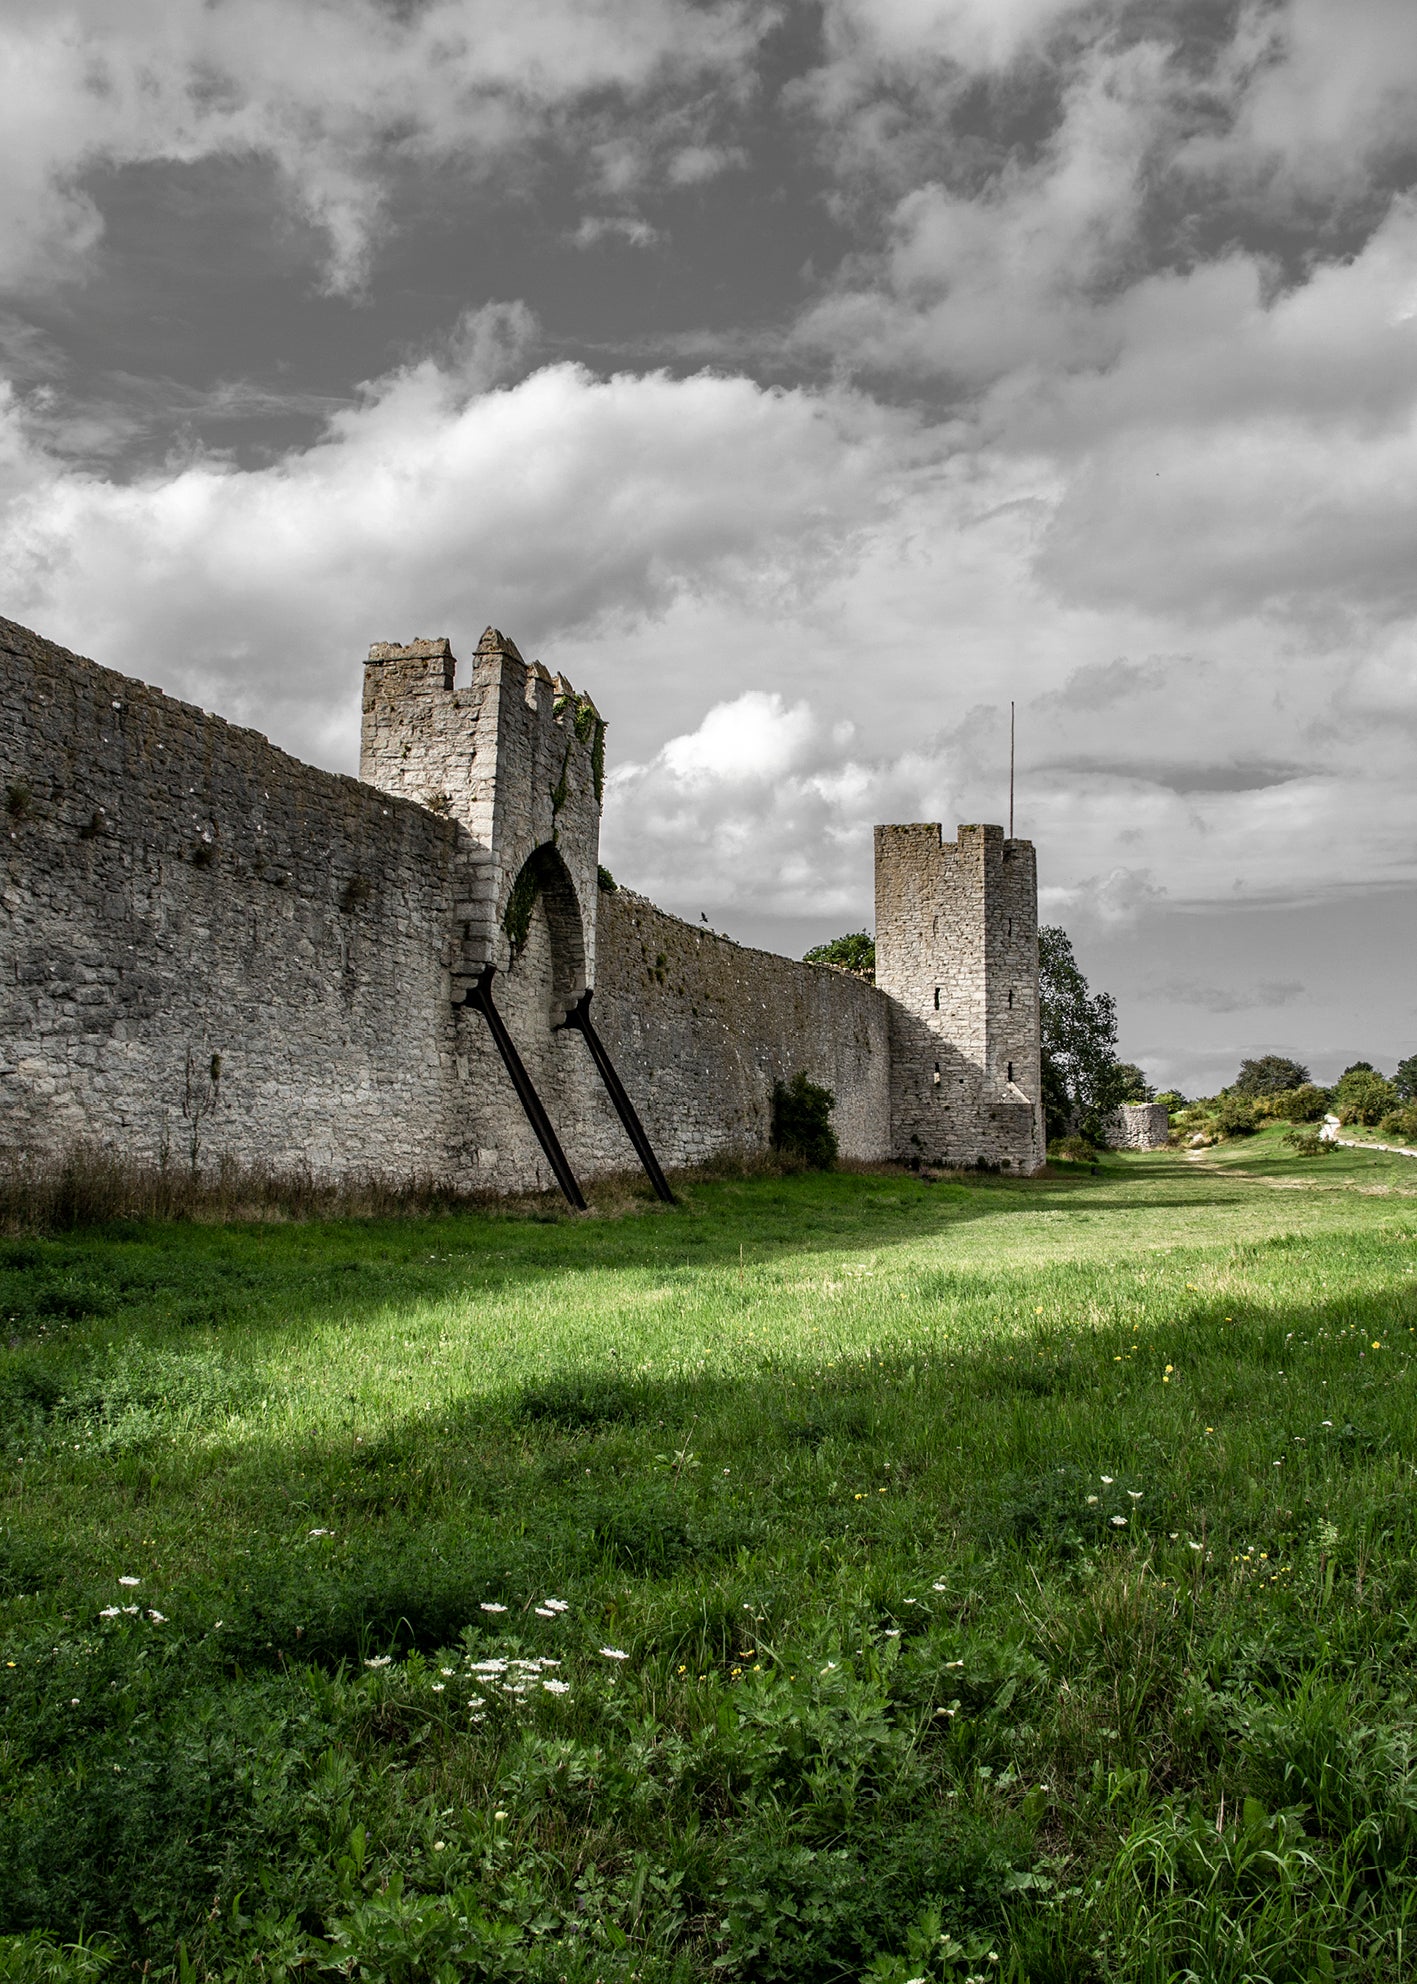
[0,613,1044,1186]
[1106,1102,1170,1150]
[874,823,1045,1172]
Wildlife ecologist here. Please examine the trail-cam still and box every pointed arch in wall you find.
[501,840,586,1019]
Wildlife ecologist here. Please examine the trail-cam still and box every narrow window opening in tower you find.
[934,986,940,1009]
[1007,1061,1014,1083]
[933,1061,941,1087]
[1007,917,1013,940]
[1008,987,1014,1008]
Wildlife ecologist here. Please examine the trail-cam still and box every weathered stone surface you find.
[1105,1102,1169,1150]
[874,822,1044,1172]
[1,614,1044,1186]
[0,616,460,1177]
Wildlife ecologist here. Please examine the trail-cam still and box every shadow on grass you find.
[7,1232,1416,1666]
[4,1201,1417,1974]
[0,1148,1362,1363]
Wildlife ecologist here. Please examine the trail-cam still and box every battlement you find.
[0,609,1049,1197]
[874,820,1043,1172]
[360,624,605,1002]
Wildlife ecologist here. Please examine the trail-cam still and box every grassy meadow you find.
[3,1131,1417,1982]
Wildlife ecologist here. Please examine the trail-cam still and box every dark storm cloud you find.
[0,0,1414,1078]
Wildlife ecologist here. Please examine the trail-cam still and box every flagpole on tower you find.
[1009,700,1015,838]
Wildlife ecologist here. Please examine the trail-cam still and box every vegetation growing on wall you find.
[771,1071,838,1168]
[549,741,571,816]
[555,693,607,804]
[502,845,566,962]
[803,932,875,980]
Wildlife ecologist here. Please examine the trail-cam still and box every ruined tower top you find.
[873,821,1044,1173]
[360,627,605,1001]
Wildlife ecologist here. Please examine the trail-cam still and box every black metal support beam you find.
[461,966,587,1211]
[560,989,675,1203]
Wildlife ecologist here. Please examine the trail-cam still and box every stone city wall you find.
[0,615,466,1178]
[1105,1102,1170,1150]
[0,618,892,1189]
[874,823,1044,1172]
[591,891,891,1170]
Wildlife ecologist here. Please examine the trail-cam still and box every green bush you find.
[1395,1054,1417,1102]
[771,1072,838,1169]
[1333,1068,1397,1127]
[1267,1083,1331,1123]
[1154,1089,1186,1113]
[1282,1128,1332,1157]
[1233,1055,1311,1097]
[1048,1134,1097,1164]
[802,932,875,979]
[1114,1062,1154,1102]
[1377,1105,1417,1144]
[1213,1094,1259,1137]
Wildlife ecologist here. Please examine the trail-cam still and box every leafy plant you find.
[771,1072,838,1169]
[1114,1062,1154,1102]
[1282,1128,1331,1156]
[1038,928,1128,1142]
[1233,1056,1311,1098]
[1333,1067,1397,1126]
[1377,1105,1417,1143]
[1212,1094,1259,1137]
[803,933,876,981]
[1264,1084,1330,1123]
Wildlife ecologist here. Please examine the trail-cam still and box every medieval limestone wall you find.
[0,617,893,1189]
[874,823,1044,1172]
[361,630,604,1004]
[0,615,468,1177]
[590,891,891,1168]
[1105,1102,1170,1150]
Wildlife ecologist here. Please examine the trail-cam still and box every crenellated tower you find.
[874,822,1044,1173]
[360,628,604,1014]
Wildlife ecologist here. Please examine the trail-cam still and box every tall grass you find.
[2,1130,1416,1980]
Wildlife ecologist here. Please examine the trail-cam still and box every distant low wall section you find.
[1105,1102,1170,1150]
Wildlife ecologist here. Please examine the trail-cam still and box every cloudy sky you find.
[3,0,1415,1092]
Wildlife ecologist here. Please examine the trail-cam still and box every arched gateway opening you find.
[461,840,673,1209]
[501,841,586,1022]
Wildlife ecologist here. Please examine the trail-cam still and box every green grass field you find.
[3,1131,1417,1982]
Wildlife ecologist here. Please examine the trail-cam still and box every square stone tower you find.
[360,629,604,1010]
[874,822,1044,1172]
